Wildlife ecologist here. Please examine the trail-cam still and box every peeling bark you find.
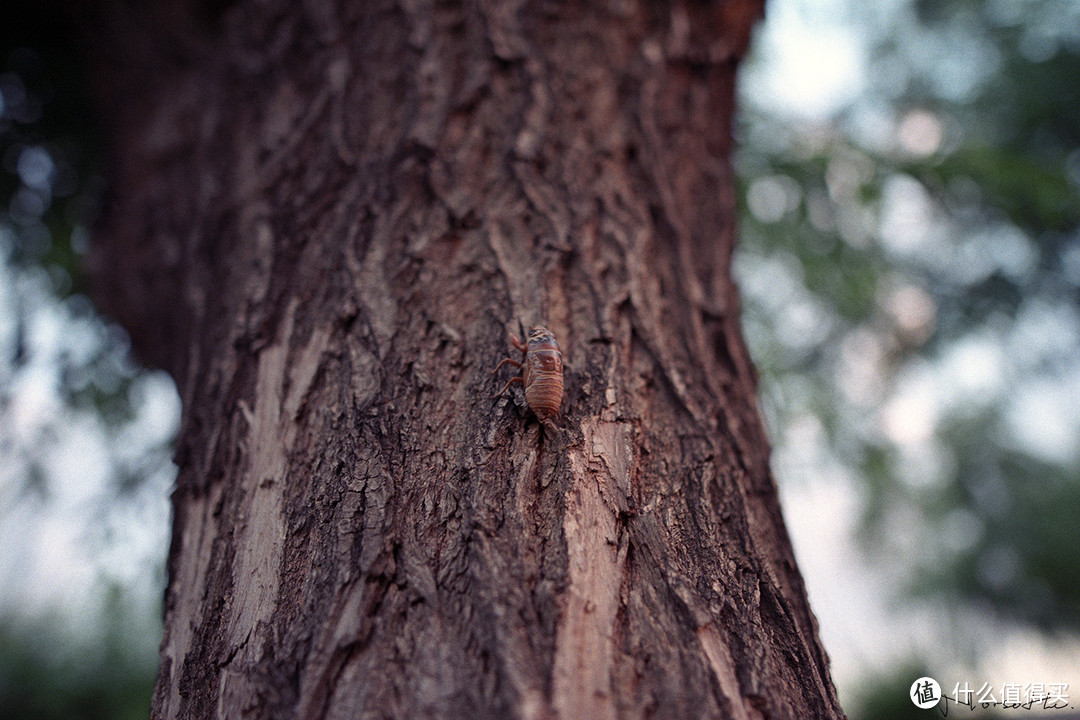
[82,1,846,718]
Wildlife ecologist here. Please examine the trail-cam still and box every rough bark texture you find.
[83,1,845,718]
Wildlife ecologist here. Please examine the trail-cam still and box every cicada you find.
[493,326,563,423]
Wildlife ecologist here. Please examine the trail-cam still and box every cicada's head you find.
[527,326,559,350]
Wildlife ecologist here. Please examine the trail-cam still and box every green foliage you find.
[0,6,103,290]
[939,145,1080,233]
[847,663,933,720]
[737,0,1080,652]
[0,592,159,720]
[913,447,1080,632]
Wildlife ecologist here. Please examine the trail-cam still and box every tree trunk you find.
[83,1,845,718]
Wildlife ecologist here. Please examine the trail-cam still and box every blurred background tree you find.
[1,0,1077,718]
[0,6,178,719]
[736,0,1080,715]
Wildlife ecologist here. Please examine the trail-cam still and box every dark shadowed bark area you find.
[80,1,845,718]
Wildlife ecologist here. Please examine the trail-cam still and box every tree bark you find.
[83,1,845,718]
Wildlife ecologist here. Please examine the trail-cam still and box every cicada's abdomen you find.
[522,327,563,422]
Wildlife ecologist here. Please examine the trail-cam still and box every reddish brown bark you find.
[83,1,845,718]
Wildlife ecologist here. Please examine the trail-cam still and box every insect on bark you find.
[493,326,564,424]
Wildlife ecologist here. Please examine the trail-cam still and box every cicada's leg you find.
[494,375,524,398]
[492,357,523,375]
